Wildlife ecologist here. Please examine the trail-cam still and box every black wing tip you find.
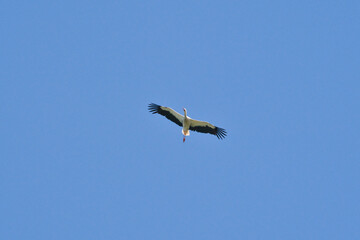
[215,127,227,140]
[148,103,159,108]
[148,103,161,113]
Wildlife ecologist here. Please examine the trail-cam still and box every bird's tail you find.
[182,129,190,136]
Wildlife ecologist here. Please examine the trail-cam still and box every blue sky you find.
[1,1,359,239]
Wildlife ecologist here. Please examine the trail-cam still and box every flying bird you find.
[148,103,227,142]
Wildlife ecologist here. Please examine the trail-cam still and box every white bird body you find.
[148,103,227,142]
[181,110,191,141]
[182,119,190,136]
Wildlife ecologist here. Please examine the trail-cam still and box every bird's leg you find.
[183,136,186,142]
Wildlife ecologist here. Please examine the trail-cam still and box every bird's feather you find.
[148,103,183,127]
[189,119,227,139]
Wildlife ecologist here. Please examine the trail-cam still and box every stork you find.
[148,103,227,142]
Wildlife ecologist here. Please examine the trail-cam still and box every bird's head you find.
[183,108,187,113]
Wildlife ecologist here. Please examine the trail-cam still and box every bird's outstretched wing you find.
[148,103,183,127]
[189,119,227,139]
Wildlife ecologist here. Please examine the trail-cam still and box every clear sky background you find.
[1,1,359,239]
